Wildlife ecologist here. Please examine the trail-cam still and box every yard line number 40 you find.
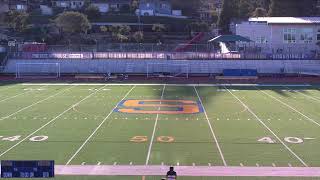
[258,137,304,144]
[0,135,48,142]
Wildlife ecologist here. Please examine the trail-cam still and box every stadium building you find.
[236,17,320,56]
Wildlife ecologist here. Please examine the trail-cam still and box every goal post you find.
[16,63,61,79]
[146,63,189,78]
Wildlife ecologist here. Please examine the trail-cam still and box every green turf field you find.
[0,83,320,180]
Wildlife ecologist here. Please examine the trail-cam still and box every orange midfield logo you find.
[115,100,203,114]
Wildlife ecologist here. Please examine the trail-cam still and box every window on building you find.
[317,30,320,41]
[283,28,297,43]
[16,5,24,10]
[300,28,313,43]
[256,37,267,44]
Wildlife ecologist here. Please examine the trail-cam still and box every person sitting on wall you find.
[166,166,177,180]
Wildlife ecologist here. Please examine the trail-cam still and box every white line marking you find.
[0,86,106,158]
[194,86,227,166]
[304,137,316,140]
[113,162,117,165]
[97,162,101,165]
[240,163,244,167]
[285,86,320,103]
[0,85,46,103]
[66,86,136,165]
[0,86,74,121]
[258,89,320,127]
[256,163,260,167]
[225,87,308,167]
[22,83,312,87]
[145,85,166,165]
[81,162,85,165]
[272,163,276,167]
[130,162,133,165]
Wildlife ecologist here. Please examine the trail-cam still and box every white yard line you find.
[65,85,136,165]
[283,86,320,103]
[194,86,227,166]
[0,85,47,103]
[225,87,308,167]
[0,85,106,158]
[22,83,312,87]
[258,88,320,127]
[145,85,166,165]
[0,86,75,121]
[0,85,17,91]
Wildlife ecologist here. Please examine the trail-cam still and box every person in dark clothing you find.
[166,166,177,180]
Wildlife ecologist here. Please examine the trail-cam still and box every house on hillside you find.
[9,0,28,12]
[198,0,222,21]
[236,17,320,56]
[91,0,131,13]
[137,0,185,18]
[51,0,85,10]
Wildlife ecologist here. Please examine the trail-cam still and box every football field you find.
[0,83,320,180]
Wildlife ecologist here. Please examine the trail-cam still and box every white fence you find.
[3,59,320,75]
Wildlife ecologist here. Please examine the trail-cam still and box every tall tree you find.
[268,0,305,17]
[218,0,238,34]
[238,0,255,18]
[4,11,30,33]
[54,11,91,34]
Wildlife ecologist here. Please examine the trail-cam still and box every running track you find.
[55,165,320,177]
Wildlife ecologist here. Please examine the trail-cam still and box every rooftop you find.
[248,17,320,24]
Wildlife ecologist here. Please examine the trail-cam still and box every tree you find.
[132,31,144,43]
[100,26,109,33]
[238,0,254,19]
[85,4,101,20]
[54,11,91,34]
[218,0,238,34]
[268,0,299,16]
[152,23,166,33]
[152,23,166,42]
[252,7,267,17]
[110,25,131,42]
[4,10,29,32]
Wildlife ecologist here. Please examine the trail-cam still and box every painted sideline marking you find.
[0,86,75,121]
[22,83,312,87]
[194,86,227,166]
[145,85,166,165]
[0,86,106,158]
[225,87,308,167]
[258,88,320,127]
[66,86,136,165]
